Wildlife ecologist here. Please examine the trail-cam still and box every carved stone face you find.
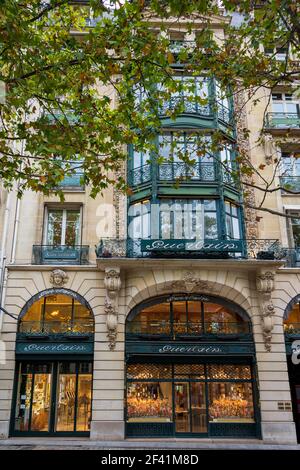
[50,269,68,287]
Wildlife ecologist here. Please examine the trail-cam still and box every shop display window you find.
[18,293,94,335]
[208,382,254,423]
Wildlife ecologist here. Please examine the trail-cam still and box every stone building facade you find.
[1,10,300,444]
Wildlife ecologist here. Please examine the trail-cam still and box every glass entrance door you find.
[12,361,93,435]
[174,382,207,434]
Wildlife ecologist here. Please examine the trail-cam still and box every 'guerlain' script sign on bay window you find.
[141,239,243,253]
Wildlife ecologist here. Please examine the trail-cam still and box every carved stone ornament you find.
[171,271,211,293]
[49,269,69,287]
[104,268,121,350]
[256,270,276,352]
[256,271,275,294]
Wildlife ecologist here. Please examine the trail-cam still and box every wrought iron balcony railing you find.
[279,176,300,193]
[17,320,94,338]
[126,320,251,339]
[96,238,280,260]
[158,162,216,182]
[32,245,89,265]
[159,95,233,127]
[159,96,211,117]
[128,164,151,186]
[128,162,239,188]
[265,112,300,129]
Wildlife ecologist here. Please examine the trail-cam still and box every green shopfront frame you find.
[125,294,261,439]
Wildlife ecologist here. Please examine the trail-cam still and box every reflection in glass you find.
[31,373,52,431]
[175,383,190,432]
[76,374,92,431]
[56,371,76,432]
[191,382,207,433]
[14,369,32,431]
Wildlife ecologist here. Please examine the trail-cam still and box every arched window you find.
[18,291,94,335]
[126,295,251,339]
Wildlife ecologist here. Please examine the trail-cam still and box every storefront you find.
[9,288,94,437]
[284,295,300,443]
[125,294,261,438]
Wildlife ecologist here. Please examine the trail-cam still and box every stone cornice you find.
[97,258,284,272]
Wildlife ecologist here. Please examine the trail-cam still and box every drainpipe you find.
[0,191,11,332]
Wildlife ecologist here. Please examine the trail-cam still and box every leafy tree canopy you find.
[0,0,299,204]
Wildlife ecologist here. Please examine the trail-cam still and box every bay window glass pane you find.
[127,382,173,422]
[65,210,80,246]
[232,217,240,239]
[47,210,63,245]
[209,382,254,422]
[160,202,172,239]
[159,135,171,160]
[129,202,150,239]
[204,200,216,211]
[204,213,218,238]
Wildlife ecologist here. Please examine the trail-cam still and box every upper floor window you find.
[44,207,81,246]
[225,201,241,240]
[272,93,299,114]
[128,200,150,239]
[160,199,218,240]
[265,46,288,62]
[280,151,300,176]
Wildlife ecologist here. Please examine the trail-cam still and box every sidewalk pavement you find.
[0,438,299,450]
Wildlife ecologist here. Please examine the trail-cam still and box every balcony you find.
[17,319,94,341]
[264,112,300,133]
[159,96,234,128]
[126,320,251,340]
[96,238,280,260]
[32,245,89,265]
[279,176,300,193]
[128,162,238,189]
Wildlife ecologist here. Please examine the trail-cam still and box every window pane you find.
[44,294,72,331]
[30,372,52,431]
[204,213,218,238]
[65,210,80,246]
[19,298,44,329]
[127,382,173,422]
[209,382,254,423]
[47,210,63,245]
[232,217,240,239]
[76,373,92,431]
[128,302,170,335]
